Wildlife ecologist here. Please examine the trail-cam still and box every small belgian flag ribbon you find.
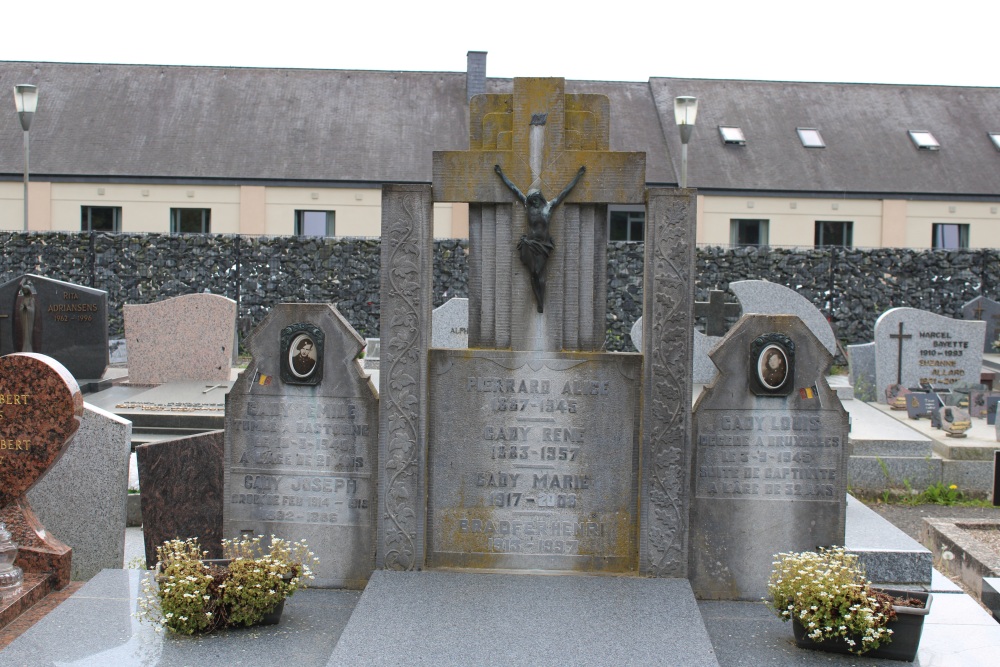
[799,385,818,400]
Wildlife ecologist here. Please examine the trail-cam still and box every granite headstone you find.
[28,404,131,580]
[730,280,837,355]
[847,342,876,401]
[137,430,225,565]
[223,304,378,588]
[431,298,469,349]
[0,352,84,590]
[874,307,985,403]
[961,295,1000,353]
[688,315,849,600]
[363,338,380,371]
[427,349,642,572]
[0,275,109,380]
[123,293,237,385]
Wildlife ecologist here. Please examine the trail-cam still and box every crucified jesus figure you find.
[494,164,586,313]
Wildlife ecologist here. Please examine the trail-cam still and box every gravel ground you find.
[863,501,1000,546]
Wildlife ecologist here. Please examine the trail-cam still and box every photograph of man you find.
[290,336,317,377]
[759,346,787,389]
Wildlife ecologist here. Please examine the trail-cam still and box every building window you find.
[295,210,336,237]
[719,126,746,145]
[730,219,768,246]
[170,208,211,234]
[608,208,644,242]
[815,221,853,247]
[797,128,825,148]
[908,130,940,151]
[932,223,968,249]
[81,206,121,232]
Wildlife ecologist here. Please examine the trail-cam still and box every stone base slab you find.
[328,570,719,667]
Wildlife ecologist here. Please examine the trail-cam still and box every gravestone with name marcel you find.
[961,295,1000,353]
[0,275,109,380]
[874,307,985,403]
[431,297,469,349]
[0,352,84,605]
[688,314,849,600]
[223,304,378,588]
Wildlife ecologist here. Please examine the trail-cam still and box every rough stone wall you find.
[1,232,994,352]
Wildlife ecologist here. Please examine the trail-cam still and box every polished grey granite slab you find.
[0,569,361,667]
[845,494,932,585]
[700,588,1000,667]
[328,570,719,667]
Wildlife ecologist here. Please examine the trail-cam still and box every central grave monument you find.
[378,78,696,577]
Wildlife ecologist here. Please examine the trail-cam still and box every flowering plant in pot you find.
[137,535,318,634]
[766,547,930,661]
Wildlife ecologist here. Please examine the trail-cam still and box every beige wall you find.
[2,180,996,248]
[904,200,1000,248]
[700,196,893,248]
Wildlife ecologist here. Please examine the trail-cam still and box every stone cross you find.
[889,321,912,384]
[433,78,645,352]
[694,290,741,337]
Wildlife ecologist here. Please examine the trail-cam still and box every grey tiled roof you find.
[650,77,1000,196]
[1,61,998,198]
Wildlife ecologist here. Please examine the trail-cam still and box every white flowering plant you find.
[765,547,896,655]
[137,535,318,634]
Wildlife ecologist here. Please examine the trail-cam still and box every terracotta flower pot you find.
[791,588,932,662]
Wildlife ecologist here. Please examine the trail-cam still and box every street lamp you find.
[13,84,38,231]
[674,96,698,189]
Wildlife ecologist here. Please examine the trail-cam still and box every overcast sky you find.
[2,0,995,88]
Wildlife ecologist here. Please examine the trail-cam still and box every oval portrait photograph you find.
[288,333,318,378]
[757,344,788,390]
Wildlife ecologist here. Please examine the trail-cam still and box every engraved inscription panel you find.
[428,350,641,572]
[694,410,844,501]
[227,397,373,528]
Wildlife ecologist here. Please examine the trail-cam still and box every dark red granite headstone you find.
[136,430,224,566]
[0,352,82,591]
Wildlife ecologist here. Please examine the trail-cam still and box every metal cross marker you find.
[973,303,986,320]
[889,321,912,385]
[693,290,741,337]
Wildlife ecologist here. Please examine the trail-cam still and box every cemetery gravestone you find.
[730,280,836,355]
[363,338,380,371]
[137,430,225,564]
[962,295,1000,353]
[223,304,378,588]
[431,298,469,349]
[0,353,84,591]
[874,308,985,403]
[427,350,642,571]
[848,342,876,401]
[124,293,237,385]
[688,315,849,600]
[0,275,109,380]
[28,404,131,580]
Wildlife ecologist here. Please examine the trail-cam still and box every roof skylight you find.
[719,126,746,146]
[797,128,825,148]
[908,130,940,151]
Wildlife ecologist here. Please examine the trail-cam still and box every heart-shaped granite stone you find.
[0,353,83,507]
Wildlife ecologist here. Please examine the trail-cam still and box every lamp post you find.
[14,84,38,232]
[674,96,698,189]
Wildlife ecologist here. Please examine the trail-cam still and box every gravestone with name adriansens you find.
[222,304,378,588]
[379,77,695,577]
[0,275,109,380]
[688,315,849,600]
[874,307,985,402]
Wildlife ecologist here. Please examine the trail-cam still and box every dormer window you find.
[908,130,940,151]
[719,126,746,145]
[797,128,825,148]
